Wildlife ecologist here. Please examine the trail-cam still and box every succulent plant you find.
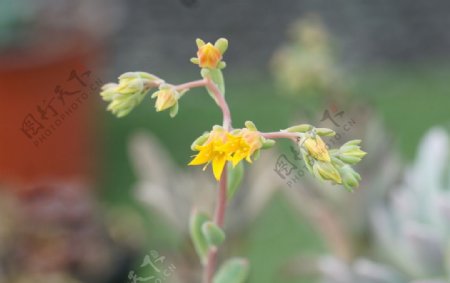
[370,127,450,281]
[302,128,450,283]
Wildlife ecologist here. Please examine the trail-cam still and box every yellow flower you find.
[197,43,222,69]
[303,135,331,162]
[228,128,263,166]
[188,125,263,181]
[189,127,230,180]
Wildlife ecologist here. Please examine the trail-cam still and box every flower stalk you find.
[99,37,367,283]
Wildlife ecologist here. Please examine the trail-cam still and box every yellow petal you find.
[188,145,213,166]
[212,154,227,180]
[231,150,247,167]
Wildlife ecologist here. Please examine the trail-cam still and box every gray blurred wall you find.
[110,0,450,73]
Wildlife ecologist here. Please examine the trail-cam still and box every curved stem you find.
[205,78,232,131]
[201,77,231,283]
[203,168,228,283]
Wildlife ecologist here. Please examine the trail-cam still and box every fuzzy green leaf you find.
[213,258,250,283]
[227,162,244,200]
[189,210,210,265]
[202,221,226,247]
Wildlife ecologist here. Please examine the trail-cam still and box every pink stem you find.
[260,131,300,142]
[203,168,228,283]
[202,78,232,283]
[175,79,207,91]
[205,78,232,131]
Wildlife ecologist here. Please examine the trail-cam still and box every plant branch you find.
[174,79,208,91]
[260,131,300,142]
[202,77,231,283]
[203,167,228,283]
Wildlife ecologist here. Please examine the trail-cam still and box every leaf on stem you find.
[189,209,210,265]
[227,162,244,200]
[213,258,250,283]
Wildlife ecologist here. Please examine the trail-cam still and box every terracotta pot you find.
[0,33,103,189]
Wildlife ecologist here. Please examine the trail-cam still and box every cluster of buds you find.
[100,72,164,117]
[287,124,366,190]
[100,38,230,119]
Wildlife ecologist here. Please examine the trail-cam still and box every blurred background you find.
[1,0,450,283]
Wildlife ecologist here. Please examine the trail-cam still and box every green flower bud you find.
[338,164,361,191]
[191,132,210,150]
[100,72,163,117]
[313,161,342,184]
[315,127,336,136]
[338,140,367,165]
[202,221,226,248]
[286,124,313,133]
[342,139,362,147]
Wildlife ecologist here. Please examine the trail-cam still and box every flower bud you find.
[152,87,179,112]
[338,164,361,191]
[100,72,163,117]
[286,124,313,133]
[338,140,367,165]
[315,127,336,136]
[313,161,342,184]
[302,135,331,162]
[197,42,223,69]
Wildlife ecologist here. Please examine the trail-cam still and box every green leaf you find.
[210,69,225,96]
[189,210,210,265]
[201,68,225,104]
[262,139,276,149]
[169,102,179,118]
[202,221,226,247]
[213,258,250,283]
[227,162,244,200]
